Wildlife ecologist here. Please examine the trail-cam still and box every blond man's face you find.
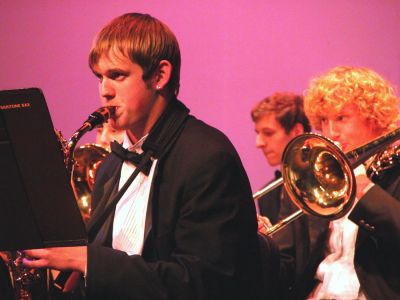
[319,104,380,152]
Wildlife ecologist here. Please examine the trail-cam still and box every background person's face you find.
[255,114,300,166]
[96,123,125,150]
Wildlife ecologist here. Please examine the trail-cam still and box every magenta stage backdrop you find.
[1,0,399,191]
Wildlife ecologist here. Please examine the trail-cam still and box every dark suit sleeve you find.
[85,148,262,300]
[258,188,281,225]
[347,172,400,298]
[270,193,297,289]
[349,178,400,247]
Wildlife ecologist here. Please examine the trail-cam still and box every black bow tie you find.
[110,141,153,175]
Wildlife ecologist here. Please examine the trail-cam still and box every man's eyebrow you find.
[92,67,129,76]
[92,70,101,77]
[107,68,129,74]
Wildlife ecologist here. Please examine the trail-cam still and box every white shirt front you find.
[310,216,364,299]
[112,133,157,255]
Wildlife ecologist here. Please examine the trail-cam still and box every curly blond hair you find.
[304,66,399,132]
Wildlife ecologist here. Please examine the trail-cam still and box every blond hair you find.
[304,66,399,131]
[89,13,181,96]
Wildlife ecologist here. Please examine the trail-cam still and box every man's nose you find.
[100,79,115,101]
[256,134,265,148]
[325,120,340,140]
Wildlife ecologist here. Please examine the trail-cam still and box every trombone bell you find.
[281,134,356,219]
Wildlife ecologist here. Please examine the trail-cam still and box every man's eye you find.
[110,72,126,80]
[262,131,274,137]
[337,115,346,122]
[110,73,120,80]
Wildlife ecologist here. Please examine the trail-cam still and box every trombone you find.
[255,127,400,235]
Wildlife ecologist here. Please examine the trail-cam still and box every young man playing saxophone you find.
[22,13,264,300]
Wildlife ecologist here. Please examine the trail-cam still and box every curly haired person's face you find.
[319,104,379,152]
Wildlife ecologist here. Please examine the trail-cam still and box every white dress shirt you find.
[112,133,157,255]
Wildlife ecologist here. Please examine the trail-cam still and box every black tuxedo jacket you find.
[84,100,264,300]
[348,167,400,299]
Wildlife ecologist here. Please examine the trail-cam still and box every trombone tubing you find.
[253,177,283,201]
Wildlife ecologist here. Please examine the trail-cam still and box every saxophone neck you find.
[66,128,86,175]
[66,106,116,175]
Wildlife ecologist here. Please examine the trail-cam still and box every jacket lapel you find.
[87,158,122,243]
[142,161,158,247]
[140,100,189,247]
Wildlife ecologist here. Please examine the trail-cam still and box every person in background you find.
[251,92,322,299]
[299,66,400,299]
[22,12,264,300]
[95,122,124,150]
[251,92,311,226]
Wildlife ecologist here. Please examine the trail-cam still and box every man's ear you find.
[153,60,172,91]
[290,123,306,137]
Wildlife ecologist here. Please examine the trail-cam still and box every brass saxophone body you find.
[57,106,115,222]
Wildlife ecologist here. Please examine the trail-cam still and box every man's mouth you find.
[109,106,120,118]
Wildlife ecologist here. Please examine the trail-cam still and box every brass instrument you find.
[366,144,400,182]
[3,251,43,300]
[57,106,115,221]
[64,106,115,175]
[255,127,400,236]
[71,143,109,222]
[7,106,114,300]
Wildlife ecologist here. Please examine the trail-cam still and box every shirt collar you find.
[122,132,149,154]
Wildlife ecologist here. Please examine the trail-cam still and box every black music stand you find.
[0,88,87,250]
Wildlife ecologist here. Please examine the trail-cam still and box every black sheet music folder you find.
[0,88,87,250]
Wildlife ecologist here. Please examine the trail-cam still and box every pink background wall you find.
[1,0,399,191]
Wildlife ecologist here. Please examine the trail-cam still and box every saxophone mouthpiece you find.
[84,106,116,129]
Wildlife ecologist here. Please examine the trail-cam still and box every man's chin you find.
[108,119,117,128]
[109,120,125,131]
[266,158,279,167]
